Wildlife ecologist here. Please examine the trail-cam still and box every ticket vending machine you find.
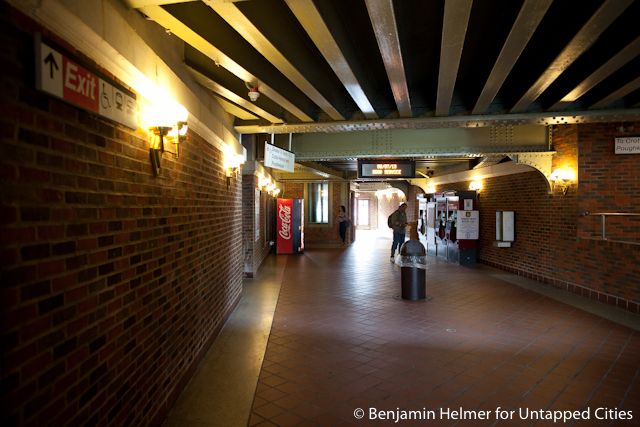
[276,198,304,254]
[427,191,478,265]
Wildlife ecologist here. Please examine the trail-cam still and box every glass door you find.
[357,199,369,228]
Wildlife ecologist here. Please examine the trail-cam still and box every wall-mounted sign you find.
[35,35,137,129]
[496,211,515,243]
[264,143,295,172]
[615,137,640,154]
[457,210,479,240]
[357,159,415,178]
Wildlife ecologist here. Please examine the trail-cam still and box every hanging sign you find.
[358,159,415,178]
[35,35,137,129]
[614,137,640,154]
[264,143,295,172]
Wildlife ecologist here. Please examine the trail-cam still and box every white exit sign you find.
[35,35,137,129]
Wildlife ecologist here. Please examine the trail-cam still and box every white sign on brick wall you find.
[615,137,640,154]
[35,35,137,129]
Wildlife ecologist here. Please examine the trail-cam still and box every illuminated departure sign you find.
[358,160,415,179]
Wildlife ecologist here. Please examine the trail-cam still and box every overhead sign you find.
[264,143,295,172]
[358,159,415,178]
[35,36,137,129]
[615,137,640,154]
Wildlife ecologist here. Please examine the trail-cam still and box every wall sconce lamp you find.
[549,169,575,195]
[257,174,280,197]
[469,180,482,192]
[146,102,188,177]
[224,152,246,182]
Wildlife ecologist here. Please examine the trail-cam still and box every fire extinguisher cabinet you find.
[276,198,304,254]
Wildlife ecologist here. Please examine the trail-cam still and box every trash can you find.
[398,240,427,300]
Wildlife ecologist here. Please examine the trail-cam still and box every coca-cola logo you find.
[278,204,291,240]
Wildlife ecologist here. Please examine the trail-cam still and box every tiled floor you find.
[247,231,640,426]
[164,230,640,427]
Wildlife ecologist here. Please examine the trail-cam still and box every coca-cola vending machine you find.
[276,198,304,254]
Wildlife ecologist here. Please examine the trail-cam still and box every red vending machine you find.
[276,198,304,254]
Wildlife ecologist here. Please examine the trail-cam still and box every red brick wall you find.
[0,8,243,426]
[242,173,274,277]
[280,181,352,245]
[576,123,640,242]
[406,184,423,224]
[431,123,640,312]
[377,192,405,228]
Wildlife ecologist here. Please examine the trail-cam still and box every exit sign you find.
[35,34,137,129]
[357,159,415,179]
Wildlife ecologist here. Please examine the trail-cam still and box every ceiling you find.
[127,0,640,177]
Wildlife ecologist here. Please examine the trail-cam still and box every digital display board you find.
[357,159,415,179]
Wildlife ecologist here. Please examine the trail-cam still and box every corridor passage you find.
[248,231,640,426]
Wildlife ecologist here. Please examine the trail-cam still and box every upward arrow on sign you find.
[44,52,59,78]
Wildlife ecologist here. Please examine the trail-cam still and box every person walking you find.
[389,202,408,261]
[337,205,348,246]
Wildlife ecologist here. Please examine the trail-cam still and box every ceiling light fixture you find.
[245,81,260,102]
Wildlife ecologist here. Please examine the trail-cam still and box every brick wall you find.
[0,8,243,426]
[431,123,640,312]
[576,123,640,242]
[280,181,352,246]
[377,192,405,228]
[242,173,274,277]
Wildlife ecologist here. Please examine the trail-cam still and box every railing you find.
[581,212,640,245]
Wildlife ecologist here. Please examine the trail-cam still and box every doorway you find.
[357,199,370,229]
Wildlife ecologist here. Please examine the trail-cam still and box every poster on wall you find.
[255,189,261,242]
[457,210,479,240]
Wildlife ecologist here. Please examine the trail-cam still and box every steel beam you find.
[473,0,552,114]
[552,35,640,110]
[235,108,640,134]
[139,5,313,122]
[187,66,282,123]
[436,0,473,116]
[285,0,378,119]
[591,76,640,109]
[365,0,412,118]
[289,125,548,160]
[511,0,633,113]
[205,0,345,120]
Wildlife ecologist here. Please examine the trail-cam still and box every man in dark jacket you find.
[389,203,408,261]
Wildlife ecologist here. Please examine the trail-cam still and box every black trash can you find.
[398,240,427,300]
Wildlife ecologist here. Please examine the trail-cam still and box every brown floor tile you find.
[248,232,640,426]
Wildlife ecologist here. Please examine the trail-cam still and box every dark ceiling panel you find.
[316,0,396,118]
[394,0,443,115]
[581,56,640,108]
[457,0,524,113]
[184,45,301,124]
[538,0,640,110]
[163,1,319,119]
[132,0,639,133]
[497,0,603,111]
[236,0,358,119]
